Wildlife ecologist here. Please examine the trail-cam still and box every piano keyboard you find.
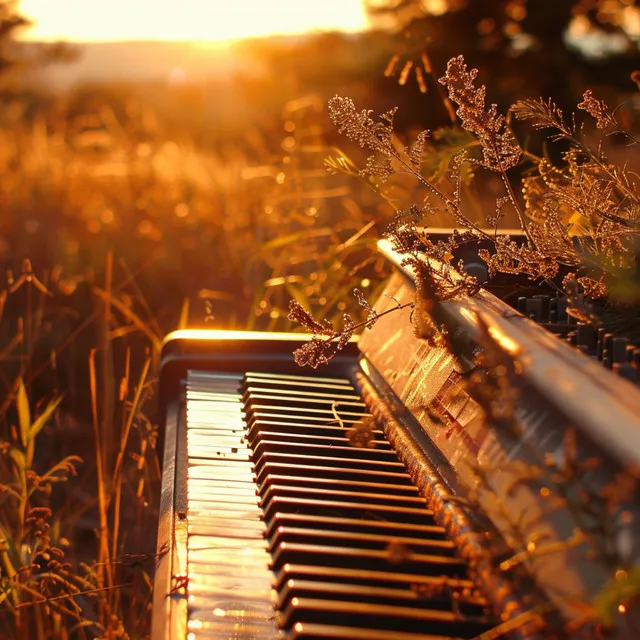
[183,369,497,640]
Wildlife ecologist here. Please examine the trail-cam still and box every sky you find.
[20,0,371,42]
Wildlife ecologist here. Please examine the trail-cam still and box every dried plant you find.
[289,54,640,635]
[293,54,639,362]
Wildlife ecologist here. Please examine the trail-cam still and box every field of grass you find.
[0,34,402,638]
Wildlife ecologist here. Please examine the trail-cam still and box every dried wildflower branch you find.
[328,95,492,239]
[438,56,521,173]
[438,56,536,249]
[578,90,640,146]
[293,54,640,367]
[513,97,640,211]
[288,296,413,368]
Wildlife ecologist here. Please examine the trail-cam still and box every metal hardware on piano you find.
[152,238,640,640]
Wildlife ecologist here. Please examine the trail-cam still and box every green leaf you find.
[8,447,25,470]
[16,380,30,448]
[28,395,63,443]
[594,566,640,625]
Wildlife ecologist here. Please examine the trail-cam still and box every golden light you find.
[20,0,370,42]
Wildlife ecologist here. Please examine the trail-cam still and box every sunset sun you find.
[20,0,370,42]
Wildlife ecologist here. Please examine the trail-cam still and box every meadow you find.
[1,15,639,638]
[0,32,404,638]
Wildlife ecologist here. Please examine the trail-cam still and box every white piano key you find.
[188,521,266,537]
[185,370,278,638]
[188,576,273,598]
[189,602,275,623]
[188,536,268,551]
[187,619,279,640]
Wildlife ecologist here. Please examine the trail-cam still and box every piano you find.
[152,239,640,640]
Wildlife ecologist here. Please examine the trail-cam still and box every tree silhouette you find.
[0,1,76,98]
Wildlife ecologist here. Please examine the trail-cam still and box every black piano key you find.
[262,497,436,527]
[244,376,356,394]
[268,527,455,555]
[287,622,457,640]
[246,404,369,424]
[260,484,429,510]
[265,513,446,541]
[243,390,366,408]
[245,371,354,386]
[276,579,488,615]
[259,474,420,497]
[249,429,392,450]
[270,542,467,575]
[252,439,399,462]
[255,461,414,488]
[278,597,490,636]
[274,563,475,593]
[253,452,406,475]
[248,418,383,442]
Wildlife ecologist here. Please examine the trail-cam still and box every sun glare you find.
[20,0,370,42]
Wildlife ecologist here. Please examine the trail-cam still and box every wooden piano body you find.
[152,241,640,639]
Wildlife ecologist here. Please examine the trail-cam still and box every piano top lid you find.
[375,237,640,468]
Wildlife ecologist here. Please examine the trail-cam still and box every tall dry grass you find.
[0,84,387,638]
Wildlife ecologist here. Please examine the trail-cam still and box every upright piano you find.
[152,240,640,640]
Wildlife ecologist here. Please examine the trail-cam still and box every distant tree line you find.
[365,0,640,121]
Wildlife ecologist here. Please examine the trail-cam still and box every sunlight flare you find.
[20,0,370,42]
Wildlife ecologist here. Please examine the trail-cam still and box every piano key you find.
[255,461,414,487]
[245,371,353,385]
[268,527,454,555]
[265,513,446,541]
[188,622,278,640]
[246,404,370,422]
[274,563,476,593]
[188,431,247,441]
[249,429,392,450]
[188,497,261,510]
[259,474,420,497]
[188,458,252,470]
[187,564,275,585]
[243,386,363,403]
[188,521,267,537]
[244,378,356,394]
[253,452,406,475]
[188,508,264,522]
[275,579,487,612]
[190,602,276,623]
[270,543,467,574]
[248,412,373,428]
[188,479,257,493]
[252,440,399,463]
[243,392,366,409]
[261,497,435,526]
[188,518,264,533]
[187,446,252,460]
[279,599,490,635]
[260,485,429,509]
[188,577,274,599]
[287,622,460,640]
[189,549,272,568]
[188,536,268,551]
[248,419,384,441]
